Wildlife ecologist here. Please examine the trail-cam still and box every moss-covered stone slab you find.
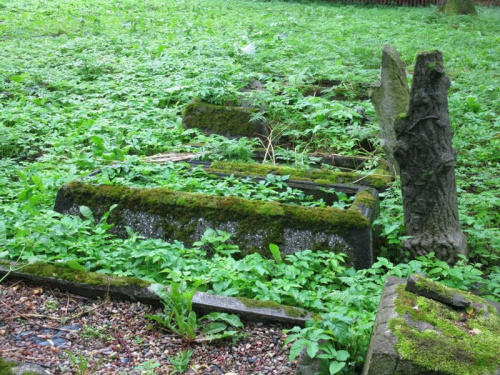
[362,275,500,375]
[182,101,269,139]
[202,160,392,191]
[0,358,50,375]
[54,174,379,268]
[0,260,311,326]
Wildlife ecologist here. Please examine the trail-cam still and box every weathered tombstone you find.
[439,0,477,15]
[371,45,410,175]
[393,51,467,264]
[363,275,500,375]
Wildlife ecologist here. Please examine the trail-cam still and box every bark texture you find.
[394,51,467,264]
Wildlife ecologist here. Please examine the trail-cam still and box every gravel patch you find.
[0,279,298,374]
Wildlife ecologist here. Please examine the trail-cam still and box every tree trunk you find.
[393,51,467,264]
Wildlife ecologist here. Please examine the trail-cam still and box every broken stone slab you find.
[362,276,406,375]
[370,45,410,174]
[0,358,51,375]
[406,274,471,308]
[0,260,311,326]
[182,101,269,139]
[363,275,500,375]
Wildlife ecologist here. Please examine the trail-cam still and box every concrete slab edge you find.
[0,260,311,327]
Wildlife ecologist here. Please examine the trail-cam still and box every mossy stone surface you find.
[207,161,392,190]
[440,0,477,15]
[21,262,151,288]
[182,102,268,138]
[390,283,500,375]
[237,297,308,318]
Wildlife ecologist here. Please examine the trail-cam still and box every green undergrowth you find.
[84,159,358,209]
[0,0,499,373]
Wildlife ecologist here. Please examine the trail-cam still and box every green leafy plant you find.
[168,349,193,374]
[66,352,103,375]
[146,281,244,345]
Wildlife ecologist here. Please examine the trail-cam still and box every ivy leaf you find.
[66,260,86,272]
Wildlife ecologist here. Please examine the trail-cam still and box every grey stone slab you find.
[10,362,51,375]
[370,45,410,174]
[0,260,310,327]
[406,274,470,308]
[54,180,378,269]
[362,276,405,375]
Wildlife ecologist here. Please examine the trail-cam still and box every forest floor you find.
[0,279,297,374]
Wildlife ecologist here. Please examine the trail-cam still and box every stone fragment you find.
[182,101,269,139]
[370,45,410,174]
[363,275,500,375]
[10,361,51,375]
[405,274,471,308]
[0,260,311,327]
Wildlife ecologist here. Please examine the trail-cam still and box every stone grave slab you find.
[0,260,311,326]
[362,275,500,375]
[182,101,269,139]
[54,162,379,269]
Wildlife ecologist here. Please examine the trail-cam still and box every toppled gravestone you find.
[182,101,269,139]
[362,275,500,375]
[370,45,410,174]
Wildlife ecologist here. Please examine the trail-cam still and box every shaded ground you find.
[0,279,297,374]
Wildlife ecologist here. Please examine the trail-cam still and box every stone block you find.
[363,275,500,375]
[182,101,269,139]
[54,165,379,269]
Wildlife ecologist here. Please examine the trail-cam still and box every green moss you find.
[440,0,477,15]
[351,189,377,210]
[237,297,308,318]
[0,358,16,375]
[21,262,151,288]
[413,274,485,305]
[207,161,392,189]
[182,102,261,137]
[396,112,407,120]
[65,181,370,234]
[389,284,500,375]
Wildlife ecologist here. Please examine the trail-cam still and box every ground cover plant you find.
[0,0,499,373]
